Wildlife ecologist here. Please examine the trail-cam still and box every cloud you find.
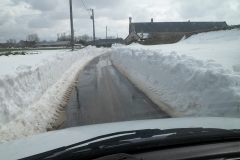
[0,2,24,26]
[0,14,10,26]
[72,0,123,9]
[0,0,239,43]
[28,16,56,28]
[174,0,240,23]
[94,8,128,21]
[11,0,62,11]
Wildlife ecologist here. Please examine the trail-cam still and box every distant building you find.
[88,38,124,47]
[0,43,8,48]
[125,17,228,45]
[97,38,124,45]
[19,40,36,48]
[34,41,70,48]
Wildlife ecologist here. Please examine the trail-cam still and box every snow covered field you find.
[111,29,240,118]
[0,47,108,143]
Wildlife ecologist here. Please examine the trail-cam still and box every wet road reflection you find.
[59,53,169,129]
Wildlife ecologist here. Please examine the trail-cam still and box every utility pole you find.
[90,9,96,46]
[106,26,107,47]
[69,0,74,51]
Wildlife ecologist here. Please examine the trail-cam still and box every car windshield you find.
[0,0,240,159]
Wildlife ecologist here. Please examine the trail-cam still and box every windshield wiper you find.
[20,128,240,160]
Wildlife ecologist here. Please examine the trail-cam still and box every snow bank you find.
[124,29,240,72]
[111,29,240,118]
[0,47,108,142]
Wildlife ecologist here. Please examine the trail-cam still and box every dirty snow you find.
[0,46,108,143]
[111,29,240,118]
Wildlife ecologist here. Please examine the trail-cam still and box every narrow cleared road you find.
[59,53,169,129]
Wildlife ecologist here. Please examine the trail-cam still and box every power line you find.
[94,20,126,35]
[0,1,125,36]
[0,1,91,19]
[79,0,122,35]
[94,23,126,36]
[0,2,127,40]
[0,0,125,36]
[107,28,126,34]
[94,21,105,28]
[80,0,91,17]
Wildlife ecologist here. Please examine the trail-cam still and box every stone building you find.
[125,17,228,45]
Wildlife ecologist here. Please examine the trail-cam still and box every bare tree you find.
[57,32,72,41]
[60,32,66,40]
[89,36,93,41]
[27,34,40,42]
[81,34,90,41]
[66,34,71,41]
[57,33,60,41]
[6,39,16,47]
[6,39,16,44]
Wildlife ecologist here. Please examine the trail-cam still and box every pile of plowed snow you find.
[111,29,240,118]
[0,46,108,143]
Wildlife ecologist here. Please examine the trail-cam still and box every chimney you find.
[129,17,132,34]
[151,18,153,23]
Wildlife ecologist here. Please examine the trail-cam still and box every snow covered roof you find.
[130,21,228,33]
[137,33,149,39]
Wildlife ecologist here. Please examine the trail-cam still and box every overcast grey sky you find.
[0,0,240,43]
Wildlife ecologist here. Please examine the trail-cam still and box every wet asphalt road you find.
[59,53,169,129]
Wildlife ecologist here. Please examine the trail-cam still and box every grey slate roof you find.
[131,21,228,33]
